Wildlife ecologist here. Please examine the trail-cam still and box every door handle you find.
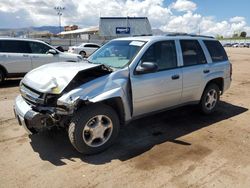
[171,75,180,80]
[23,54,29,57]
[203,69,210,73]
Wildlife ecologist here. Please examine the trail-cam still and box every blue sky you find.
[0,0,249,36]
[190,0,250,24]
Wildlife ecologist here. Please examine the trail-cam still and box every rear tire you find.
[199,83,220,114]
[68,104,120,154]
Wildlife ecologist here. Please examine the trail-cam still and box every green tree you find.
[240,31,247,38]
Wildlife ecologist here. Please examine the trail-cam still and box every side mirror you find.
[135,62,158,74]
[47,49,58,55]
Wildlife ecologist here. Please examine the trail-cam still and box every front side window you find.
[29,42,51,54]
[88,40,145,68]
[141,40,177,71]
[0,40,31,53]
[203,40,228,62]
[180,40,207,66]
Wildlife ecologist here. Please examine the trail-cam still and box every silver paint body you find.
[14,36,231,128]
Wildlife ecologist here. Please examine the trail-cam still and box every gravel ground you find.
[0,48,250,188]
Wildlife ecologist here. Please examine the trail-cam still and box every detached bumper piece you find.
[14,95,53,134]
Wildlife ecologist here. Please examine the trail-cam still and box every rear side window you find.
[0,40,31,53]
[29,42,51,54]
[180,40,207,66]
[84,44,99,48]
[203,40,228,62]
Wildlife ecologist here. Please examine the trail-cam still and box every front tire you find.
[200,83,220,114]
[68,104,120,154]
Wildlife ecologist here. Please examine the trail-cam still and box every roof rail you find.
[166,33,214,39]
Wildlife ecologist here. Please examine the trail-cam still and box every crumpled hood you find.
[22,61,100,94]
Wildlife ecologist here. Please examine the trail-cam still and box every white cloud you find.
[162,11,201,33]
[230,16,245,23]
[0,0,249,37]
[170,0,197,12]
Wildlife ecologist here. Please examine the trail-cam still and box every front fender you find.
[57,68,132,121]
[88,87,131,121]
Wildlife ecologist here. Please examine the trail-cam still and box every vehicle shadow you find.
[0,79,21,88]
[29,101,248,166]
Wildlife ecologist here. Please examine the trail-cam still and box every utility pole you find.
[54,6,65,33]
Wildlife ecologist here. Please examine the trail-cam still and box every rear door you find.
[28,41,58,69]
[179,39,209,103]
[0,40,32,73]
[131,40,182,116]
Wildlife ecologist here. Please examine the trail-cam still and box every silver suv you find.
[0,38,82,83]
[14,34,232,154]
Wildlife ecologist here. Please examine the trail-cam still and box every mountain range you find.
[0,26,63,37]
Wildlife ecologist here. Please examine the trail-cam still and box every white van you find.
[0,38,82,83]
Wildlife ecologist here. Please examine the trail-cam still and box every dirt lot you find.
[0,48,250,188]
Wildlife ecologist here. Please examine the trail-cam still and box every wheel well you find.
[0,65,7,76]
[79,51,86,54]
[102,98,125,125]
[206,78,224,92]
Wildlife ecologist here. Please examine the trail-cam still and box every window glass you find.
[141,41,177,71]
[85,44,99,48]
[88,40,145,68]
[0,40,31,53]
[180,40,207,66]
[29,42,51,54]
[203,40,228,62]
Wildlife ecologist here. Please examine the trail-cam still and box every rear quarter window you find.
[203,40,228,62]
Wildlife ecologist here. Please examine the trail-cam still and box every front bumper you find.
[14,95,50,134]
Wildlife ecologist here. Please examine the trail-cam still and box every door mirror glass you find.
[47,49,57,55]
[136,62,158,74]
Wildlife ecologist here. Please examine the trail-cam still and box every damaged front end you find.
[14,62,113,134]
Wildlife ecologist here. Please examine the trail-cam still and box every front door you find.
[130,40,182,117]
[28,41,58,69]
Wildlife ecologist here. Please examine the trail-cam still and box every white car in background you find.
[0,38,82,84]
[68,43,100,57]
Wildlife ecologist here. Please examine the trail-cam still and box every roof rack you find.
[166,33,214,39]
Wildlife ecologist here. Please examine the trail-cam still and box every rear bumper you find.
[14,95,50,134]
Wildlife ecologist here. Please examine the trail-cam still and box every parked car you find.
[238,43,245,47]
[232,43,239,47]
[68,43,100,57]
[223,43,232,47]
[242,43,250,48]
[14,34,232,154]
[0,38,82,83]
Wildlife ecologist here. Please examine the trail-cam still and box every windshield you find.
[88,40,145,68]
